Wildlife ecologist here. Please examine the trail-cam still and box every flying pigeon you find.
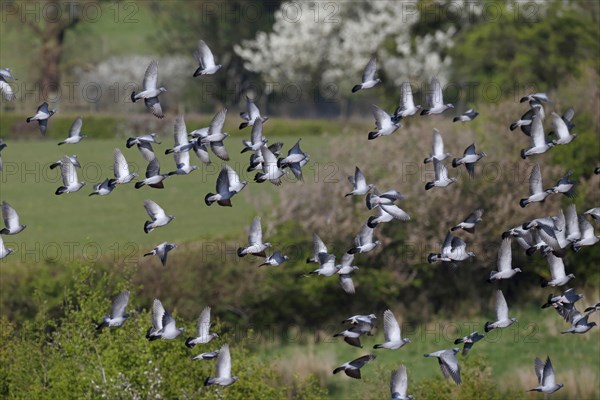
[394,82,421,118]
[135,157,169,189]
[258,251,289,267]
[26,102,56,135]
[451,209,483,233]
[306,233,328,264]
[0,69,16,101]
[143,199,174,234]
[423,129,451,164]
[546,171,575,198]
[193,40,222,77]
[239,95,268,129]
[143,242,176,267]
[254,144,287,185]
[453,331,484,356]
[146,299,184,340]
[346,166,374,196]
[333,354,377,379]
[390,365,413,400]
[347,224,380,254]
[487,238,522,282]
[528,356,563,394]
[89,178,117,196]
[0,201,26,235]
[520,93,550,103]
[185,306,218,348]
[550,111,576,145]
[165,115,194,154]
[96,291,130,331]
[113,148,137,184]
[205,164,247,206]
[0,236,14,260]
[192,350,220,361]
[425,158,457,190]
[373,309,411,350]
[484,290,517,332]
[365,188,404,210]
[55,157,86,195]
[204,344,238,387]
[451,143,486,178]
[237,216,271,257]
[131,60,167,118]
[541,252,574,287]
[352,57,381,93]
[520,164,553,207]
[453,109,479,122]
[424,348,461,384]
[58,117,87,145]
[368,104,400,140]
[420,77,454,115]
[520,109,554,159]
[126,133,161,149]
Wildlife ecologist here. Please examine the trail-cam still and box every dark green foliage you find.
[450,2,599,100]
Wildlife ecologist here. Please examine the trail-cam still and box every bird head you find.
[446,104,455,109]
[159,87,167,93]
[265,242,273,248]
[511,318,518,323]
[568,273,575,279]
[467,251,476,258]
[514,267,523,273]
[369,314,377,319]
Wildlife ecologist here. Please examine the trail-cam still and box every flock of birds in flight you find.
[1,39,599,397]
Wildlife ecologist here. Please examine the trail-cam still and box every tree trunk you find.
[40,30,65,99]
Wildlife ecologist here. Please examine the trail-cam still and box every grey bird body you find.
[146,299,184,340]
[204,344,238,387]
[423,129,451,163]
[135,157,169,189]
[420,78,454,115]
[240,95,268,129]
[528,356,563,394]
[307,233,328,263]
[113,148,137,184]
[520,109,554,158]
[394,82,421,118]
[352,57,381,93]
[0,236,14,260]
[143,199,174,233]
[193,40,222,76]
[520,164,552,207]
[185,306,218,348]
[451,208,483,233]
[424,348,461,384]
[541,252,574,287]
[453,108,479,122]
[205,164,247,207]
[333,354,376,379]
[89,178,117,196]
[390,365,413,400]
[346,166,374,196]
[258,251,289,267]
[454,331,484,355]
[96,291,130,331]
[425,158,457,190]
[26,102,56,135]
[484,290,517,332]
[58,117,87,145]
[348,224,380,254]
[143,242,176,267]
[55,157,86,195]
[237,216,271,257]
[131,61,166,118]
[488,238,521,282]
[451,143,486,178]
[0,201,27,235]
[374,309,411,350]
[368,104,400,139]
